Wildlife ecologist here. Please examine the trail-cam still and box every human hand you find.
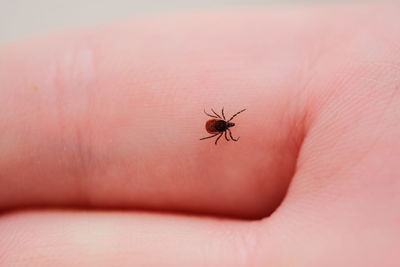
[0,4,399,266]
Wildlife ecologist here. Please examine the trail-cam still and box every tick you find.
[200,108,246,145]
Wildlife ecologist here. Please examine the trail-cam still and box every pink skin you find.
[0,4,400,266]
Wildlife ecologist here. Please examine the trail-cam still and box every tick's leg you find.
[221,107,226,120]
[228,109,246,122]
[224,130,230,141]
[204,109,219,118]
[200,133,219,140]
[211,108,222,119]
[215,132,223,145]
[228,128,240,141]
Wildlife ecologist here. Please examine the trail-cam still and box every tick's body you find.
[200,108,246,145]
[205,119,235,134]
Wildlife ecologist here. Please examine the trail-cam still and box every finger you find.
[0,9,305,218]
[0,210,270,266]
[1,5,399,266]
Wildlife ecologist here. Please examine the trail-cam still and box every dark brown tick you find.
[200,108,246,145]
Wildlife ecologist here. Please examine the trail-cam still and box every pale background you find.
[0,0,354,43]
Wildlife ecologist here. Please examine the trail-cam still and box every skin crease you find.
[0,4,400,266]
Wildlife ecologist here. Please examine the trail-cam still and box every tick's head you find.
[226,122,235,128]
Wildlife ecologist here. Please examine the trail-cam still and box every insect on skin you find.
[200,108,246,145]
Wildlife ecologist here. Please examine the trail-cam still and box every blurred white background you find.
[0,0,353,43]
